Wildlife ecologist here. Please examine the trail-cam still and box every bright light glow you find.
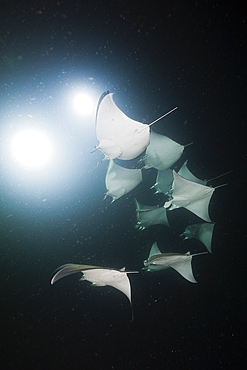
[73,93,93,115]
[11,130,52,168]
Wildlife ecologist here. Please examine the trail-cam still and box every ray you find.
[51,263,138,320]
[135,199,170,230]
[180,222,215,253]
[93,92,150,161]
[143,131,184,170]
[105,160,142,202]
[164,170,215,222]
[143,242,208,283]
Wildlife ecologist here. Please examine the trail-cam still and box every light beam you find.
[73,93,93,115]
[11,130,52,168]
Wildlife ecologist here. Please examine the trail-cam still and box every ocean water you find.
[0,1,245,369]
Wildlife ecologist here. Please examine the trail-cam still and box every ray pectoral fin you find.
[107,271,138,321]
[149,242,161,258]
[51,263,86,285]
[171,260,197,283]
[109,274,132,304]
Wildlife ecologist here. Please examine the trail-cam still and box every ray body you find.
[164,170,215,222]
[144,131,184,170]
[105,160,142,202]
[94,92,150,160]
[51,264,138,320]
[181,222,215,253]
[143,242,207,283]
[135,199,170,230]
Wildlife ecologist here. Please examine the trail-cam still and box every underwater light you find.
[11,130,52,168]
[73,93,93,115]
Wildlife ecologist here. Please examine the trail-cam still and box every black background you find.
[0,1,246,369]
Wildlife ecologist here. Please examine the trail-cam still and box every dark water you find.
[0,1,246,369]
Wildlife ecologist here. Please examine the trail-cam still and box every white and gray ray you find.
[143,242,207,283]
